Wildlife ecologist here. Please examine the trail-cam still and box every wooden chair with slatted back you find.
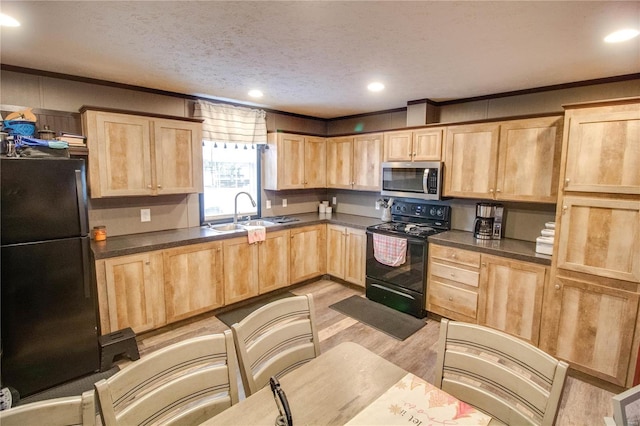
[94,330,238,426]
[0,389,95,426]
[231,293,320,396]
[434,318,568,426]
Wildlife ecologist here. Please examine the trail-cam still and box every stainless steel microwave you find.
[380,161,443,200]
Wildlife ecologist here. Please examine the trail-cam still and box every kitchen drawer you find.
[427,279,478,319]
[430,262,480,287]
[430,244,480,268]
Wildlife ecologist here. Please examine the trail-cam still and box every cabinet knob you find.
[448,296,453,301]
[555,284,561,290]
[451,253,456,259]
[496,189,501,193]
[450,273,455,277]
[157,184,162,189]
[489,188,494,193]
[562,206,568,214]
[481,262,486,267]
[145,261,150,265]
[412,152,417,157]
[565,178,570,187]
[147,184,152,189]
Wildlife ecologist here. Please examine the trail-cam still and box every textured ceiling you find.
[1,1,639,119]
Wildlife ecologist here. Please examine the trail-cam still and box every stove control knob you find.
[430,207,436,216]
[436,208,444,217]
[401,206,407,213]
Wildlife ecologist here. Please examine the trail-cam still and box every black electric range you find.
[365,200,451,317]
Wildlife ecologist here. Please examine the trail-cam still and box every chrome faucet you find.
[234,192,256,224]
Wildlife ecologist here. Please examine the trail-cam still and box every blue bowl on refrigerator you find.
[3,120,36,137]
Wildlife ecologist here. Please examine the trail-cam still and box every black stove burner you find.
[370,222,441,238]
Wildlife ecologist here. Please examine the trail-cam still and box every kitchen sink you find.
[208,223,245,233]
[240,219,276,227]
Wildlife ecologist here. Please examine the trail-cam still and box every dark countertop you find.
[91,213,383,260]
[428,230,552,266]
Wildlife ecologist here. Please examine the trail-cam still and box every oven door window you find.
[382,167,425,193]
[366,233,426,293]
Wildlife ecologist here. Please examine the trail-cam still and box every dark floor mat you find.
[18,366,120,406]
[329,295,426,340]
[217,291,295,327]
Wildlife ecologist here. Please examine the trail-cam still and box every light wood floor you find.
[127,279,614,425]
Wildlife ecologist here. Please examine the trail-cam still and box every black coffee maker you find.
[474,203,495,240]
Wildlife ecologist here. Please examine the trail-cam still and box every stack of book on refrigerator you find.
[55,132,86,147]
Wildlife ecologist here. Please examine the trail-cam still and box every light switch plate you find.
[282,199,287,207]
[141,208,151,222]
[266,200,272,209]
[332,197,337,205]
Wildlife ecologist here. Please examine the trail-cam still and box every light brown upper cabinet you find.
[496,117,563,203]
[83,108,203,198]
[383,128,444,162]
[444,117,563,203]
[264,132,326,190]
[562,103,639,195]
[326,133,383,191]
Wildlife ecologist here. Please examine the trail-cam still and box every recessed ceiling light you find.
[367,82,385,92]
[604,28,639,43]
[0,13,20,27]
[248,89,263,98]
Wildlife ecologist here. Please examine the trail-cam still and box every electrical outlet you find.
[282,198,287,207]
[332,197,337,205]
[140,209,151,222]
[266,200,272,209]
[375,200,380,210]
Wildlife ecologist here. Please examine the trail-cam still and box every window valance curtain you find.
[193,100,267,145]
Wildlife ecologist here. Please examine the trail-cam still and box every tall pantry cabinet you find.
[539,97,640,387]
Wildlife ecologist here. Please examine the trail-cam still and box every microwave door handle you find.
[422,168,429,193]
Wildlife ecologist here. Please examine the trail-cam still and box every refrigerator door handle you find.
[81,237,91,298]
[75,170,89,236]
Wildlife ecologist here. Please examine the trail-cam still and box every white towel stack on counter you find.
[536,222,555,255]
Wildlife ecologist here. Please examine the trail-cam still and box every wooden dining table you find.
[204,342,496,425]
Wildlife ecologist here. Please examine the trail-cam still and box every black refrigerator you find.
[1,157,99,398]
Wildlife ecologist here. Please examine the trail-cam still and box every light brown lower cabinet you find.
[477,254,546,345]
[427,245,548,346]
[540,272,640,386]
[257,230,291,294]
[223,237,260,305]
[96,251,166,334]
[290,224,326,284]
[327,224,366,287]
[427,245,481,323]
[94,224,327,336]
[163,241,224,323]
[223,230,291,304]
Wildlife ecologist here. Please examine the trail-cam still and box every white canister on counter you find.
[325,206,332,215]
[319,204,326,213]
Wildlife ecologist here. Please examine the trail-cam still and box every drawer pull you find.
[555,284,560,290]
[448,296,453,301]
[450,273,455,277]
[451,253,456,259]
